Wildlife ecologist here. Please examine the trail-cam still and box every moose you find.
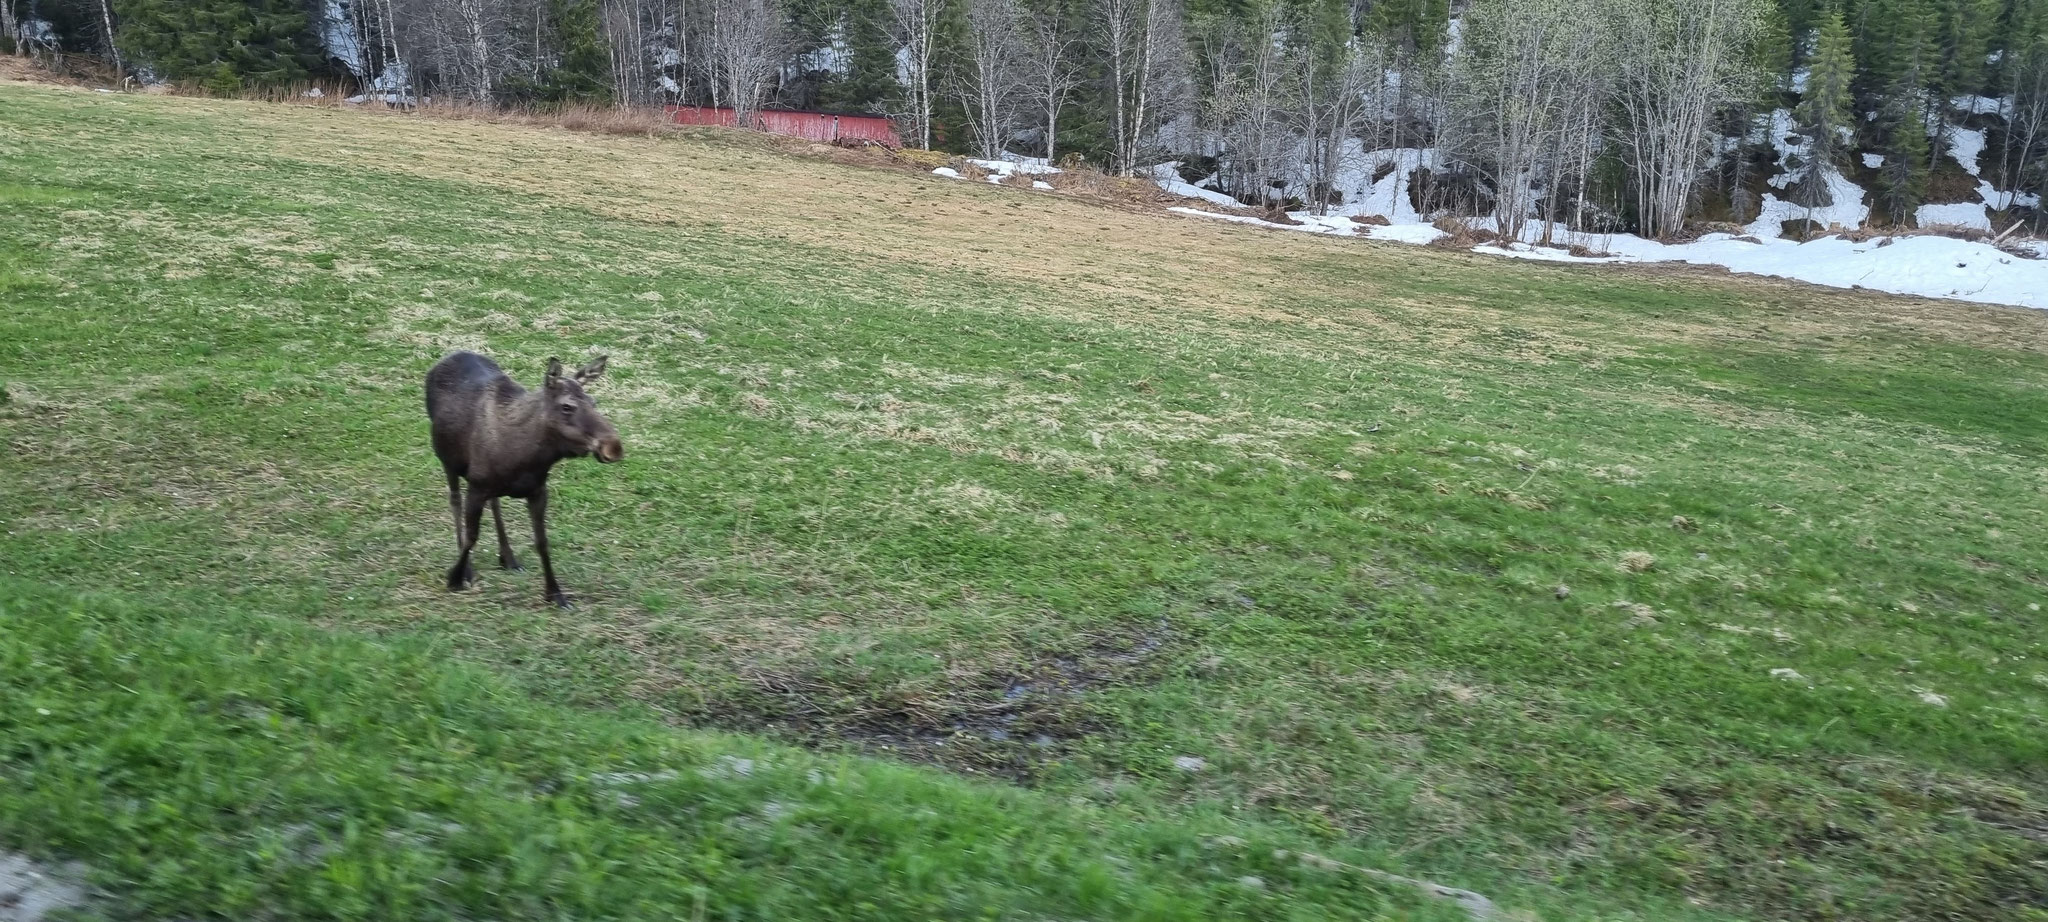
[426,351,624,608]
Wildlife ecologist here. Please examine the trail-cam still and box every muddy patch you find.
[692,620,1174,781]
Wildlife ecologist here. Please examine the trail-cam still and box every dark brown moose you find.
[426,351,624,608]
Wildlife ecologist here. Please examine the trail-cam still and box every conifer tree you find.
[1872,92,1931,221]
[113,0,317,84]
[1793,9,1856,225]
[546,0,615,103]
[818,0,901,111]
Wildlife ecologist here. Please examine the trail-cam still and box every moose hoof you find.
[447,566,477,591]
[500,557,524,572]
[546,592,574,610]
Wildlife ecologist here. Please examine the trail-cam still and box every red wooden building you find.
[667,106,902,147]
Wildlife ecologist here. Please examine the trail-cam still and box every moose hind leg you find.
[491,498,522,570]
[446,472,476,587]
[447,488,488,591]
[527,487,570,609]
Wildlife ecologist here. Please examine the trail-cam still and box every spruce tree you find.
[818,0,902,112]
[113,0,317,85]
[1756,3,1796,97]
[543,0,614,104]
[1794,10,1857,224]
[1873,92,1931,222]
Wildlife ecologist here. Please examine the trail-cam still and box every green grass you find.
[2,84,2045,921]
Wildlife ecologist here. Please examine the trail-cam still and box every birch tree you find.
[707,0,780,124]
[1200,3,1290,202]
[1291,37,1383,216]
[1606,0,1763,239]
[890,0,945,148]
[952,0,1025,157]
[1099,0,1187,173]
[1017,0,1084,161]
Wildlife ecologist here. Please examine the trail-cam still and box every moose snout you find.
[594,437,625,463]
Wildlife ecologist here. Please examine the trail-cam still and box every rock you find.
[1173,756,1207,772]
[1554,584,1571,600]
[0,852,86,922]
[1237,875,1267,889]
[1770,668,1804,681]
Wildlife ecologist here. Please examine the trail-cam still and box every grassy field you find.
[2,80,2046,921]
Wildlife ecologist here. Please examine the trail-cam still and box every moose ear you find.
[574,355,609,383]
[544,357,565,386]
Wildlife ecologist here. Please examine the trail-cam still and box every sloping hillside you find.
[3,84,2046,922]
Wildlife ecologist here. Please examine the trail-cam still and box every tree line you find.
[6,0,2046,236]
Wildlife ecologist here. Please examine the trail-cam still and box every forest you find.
[6,0,2046,237]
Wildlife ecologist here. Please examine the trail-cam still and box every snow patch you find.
[315,0,368,75]
[1173,207,2048,311]
[1861,152,1885,168]
[1952,95,2006,117]
[1750,109,1869,236]
[1915,202,1991,231]
[1145,163,1241,207]
[1949,126,1987,177]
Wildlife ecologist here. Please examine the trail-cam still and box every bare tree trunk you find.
[2,0,19,55]
[891,0,945,148]
[954,0,1025,158]
[1020,0,1081,162]
[96,0,121,75]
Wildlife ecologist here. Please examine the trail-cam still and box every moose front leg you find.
[447,488,489,591]
[527,486,571,609]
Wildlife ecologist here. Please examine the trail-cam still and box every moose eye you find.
[559,404,576,414]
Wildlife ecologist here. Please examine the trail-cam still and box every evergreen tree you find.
[1364,0,1450,59]
[547,0,615,103]
[1756,2,1796,97]
[1794,10,1857,223]
[819,0,903,111]
[113,0,318,85]
[1933,0,2000,99]
[1872,92,1931,221]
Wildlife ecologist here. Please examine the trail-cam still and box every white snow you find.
[797,31,852,76]
[1915,202,1991,230]
[1749,109,1870,236]
[930,156,1065,190]
[1952,94,2006,116]
[1171,207,2048,311]
[1861,152,1885,168]
[969,156,1059,177]
[316,0,368,75]
[658,75,681,95]
[1790,67,1810,93]
[1145,163,1242,207]
[1937,125,2039,210]
[930,136,2048,313]
[1949,126,1987,177]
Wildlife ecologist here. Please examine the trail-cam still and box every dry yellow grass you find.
[12,74,2044,363]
